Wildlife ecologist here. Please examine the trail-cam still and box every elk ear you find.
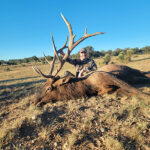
[61,76,72,85]
[48,85,54,90]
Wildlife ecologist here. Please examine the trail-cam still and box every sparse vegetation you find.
[118,52,125,62]
[4,67,11,71]
[102,54,111,64]
[118,49,134,63]
[0,53,150,149]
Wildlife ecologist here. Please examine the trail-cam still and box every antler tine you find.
[61,13,76,50]
[72,27,105,50]
[58,35,68,52]
[32,66,41,75]
[84,27,105,37]
[43,52,51,65]
[84,27,87,34]
[49,55,56,75]
[51,33,62,63]
[49,35,68,75]
[32,66,53,78]
[50,33,69,76]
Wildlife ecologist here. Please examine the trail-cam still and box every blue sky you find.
[0,0,150,60]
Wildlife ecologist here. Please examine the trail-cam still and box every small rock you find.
[32,115,37,120]
[54,142,57,147]
[100,127,105,133]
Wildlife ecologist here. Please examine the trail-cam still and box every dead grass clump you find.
[105,137,123,150]
[0,128,18,149]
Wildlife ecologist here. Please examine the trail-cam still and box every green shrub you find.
[118,52,125,62]
[118,51,132,63]
[102,54,111,64]
[124,55,131,63]
[126,49,134,57]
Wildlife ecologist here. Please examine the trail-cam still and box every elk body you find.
[100,64,150,85]
[33,14,150,106]
[34,64,150,106]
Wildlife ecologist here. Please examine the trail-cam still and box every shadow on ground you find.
[0,76,40,84]
[0,79,46,107]
[132,57,150,62]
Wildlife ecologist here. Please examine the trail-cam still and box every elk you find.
[99,64,150,85]
[32,13,150,106]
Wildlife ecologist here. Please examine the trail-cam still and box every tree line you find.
[1,46,150,66]
[0,56,53,66]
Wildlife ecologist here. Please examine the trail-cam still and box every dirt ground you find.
[0,54,150,149]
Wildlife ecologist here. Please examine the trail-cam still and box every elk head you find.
[32,13,105,105]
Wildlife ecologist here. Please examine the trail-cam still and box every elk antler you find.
[33,13,105,78]
[53,13,105,76]
[32,35,68,78]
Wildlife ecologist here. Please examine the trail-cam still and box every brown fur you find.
[100,64,150,84]
[34,64,150,106]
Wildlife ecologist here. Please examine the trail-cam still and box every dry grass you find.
[0,53,150,149]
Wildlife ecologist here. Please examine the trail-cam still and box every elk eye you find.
[52,99,57,103]
[48,85,54,91]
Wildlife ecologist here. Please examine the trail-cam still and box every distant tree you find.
[124,47,131,53]
[7,60,17,65]
[40,55,53,64]
[2,45,150,66]
[46,56,53,61]
[100,50,105,56]
[41,60,46,64]
[106,50,112,55]
[141,46,150,54]
[85,46,95,58]
[85,46,104,58]
[23,58,30,63]
[31,56,39,62]
[15,59,22,64]
[71,53,80,59]
[0,60,5,65]
[112,48,122,56]
[70,46,104,59]
[93,51,104,57]
[132,47,140,54]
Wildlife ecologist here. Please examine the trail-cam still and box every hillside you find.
[0,54,150,149]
